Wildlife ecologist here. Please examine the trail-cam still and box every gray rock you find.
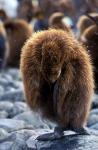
[87,114,98,127]
[92,93,98,101]
[0,142,13,150]
[0,129,97,150]
[0,74,14,90]
[0,86,4,93]
[90,123,98,130]
[10,138,28,150]
[90,109,98,115]
[10,102,29,117]
[0,69,22,92]
[0,89,25,102]
[0,129,36,150]
[2,74,13,82]
[9,133,28,150]
[0,119,33,132]
[0,128,8,139]
[14,111,56,129]
[14,129,37,139]
[10,129,37,150]
[0,111,8,118]
[0,101,13,113]
[26,129,98,150]
[92,94,98,109]
[0,78,9,87]
[4,81,23,91]
[5,88,16,93]
[13,81,23,90]
[7,69,21,81]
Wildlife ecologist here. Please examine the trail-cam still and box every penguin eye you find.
[53,56,58,64]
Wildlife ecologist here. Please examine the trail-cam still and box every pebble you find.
[10,102,29,117]
[0,128,8,139]
[90,109,98,115]
[0,101,13,113]
[90,123,98,130]
[87,114,98,127]
[0,119,33,132]
[0,89,25,102]
[0,111,8,119]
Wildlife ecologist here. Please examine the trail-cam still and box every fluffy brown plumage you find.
[77,13,98,39]
[4,19,32,67]
[81,24,98,90]
[20,29,94,132]
[49,12,72,33]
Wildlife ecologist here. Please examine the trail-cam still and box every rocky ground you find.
[0,69,98,150]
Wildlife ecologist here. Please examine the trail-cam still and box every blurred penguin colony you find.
[0,0,98,90]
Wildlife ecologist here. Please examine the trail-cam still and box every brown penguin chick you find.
[0,22,9,69]
[81,25,98,90]
[77,13,98,39]
[20,29,94,140]
[0,9,8,22]
[4,19,32,67]
[48,12,72,33]
[87,0,98,12]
